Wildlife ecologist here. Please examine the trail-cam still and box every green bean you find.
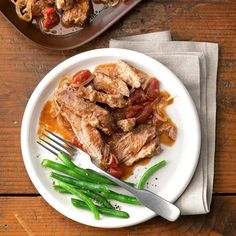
[42,159,88,182]
[101,190,141,205]
[138,160,167,190]
[53,185,113,209]
[53,185,69,193]
[71,198,129,219]
[58,152,116,185]
[51,172,140,205]
[50,172,109,193]
[58,181,100,220]
[86,169,135,187]
[82,190,114,209]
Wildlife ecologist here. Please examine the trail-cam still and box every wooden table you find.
[1,0,236,235]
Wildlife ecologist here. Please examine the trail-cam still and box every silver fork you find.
[38,129,180,221]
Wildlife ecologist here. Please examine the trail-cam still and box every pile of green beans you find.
[42,152,140,219]
[51,172,141,205]
[42,151,166,220]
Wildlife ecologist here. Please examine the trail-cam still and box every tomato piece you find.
[135,103,153,124]
[42,7,59,29]
[72,136,79,147]
[128,88,146,105]
[124,105,143,118]
[43,6,55,15]
[145,78,159,101]
[107,158,123,178]
[72,70,92,85]
[107,167,122,178]
[71,136,83,149]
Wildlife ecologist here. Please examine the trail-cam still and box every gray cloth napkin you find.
[110,31,218,215]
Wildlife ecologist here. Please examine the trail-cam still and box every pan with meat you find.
[38,60,177,179]
[11,0,124,32]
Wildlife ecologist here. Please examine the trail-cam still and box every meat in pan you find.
[12,0,124,30]
[62,0,92,27]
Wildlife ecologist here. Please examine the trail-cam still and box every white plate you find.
[21,48,201,228]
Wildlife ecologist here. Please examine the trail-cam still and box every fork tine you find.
[45,129,77,150]
[39,138,71,157]
[43,133,75,155]
[37,141,58,156]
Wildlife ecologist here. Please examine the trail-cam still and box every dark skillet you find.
[0,0,142,50]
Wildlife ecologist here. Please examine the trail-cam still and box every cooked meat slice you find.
[124,140,162,166]
[115,60,141,88]
[94,63,116,77]
[55,0,64,10]
[110,125,158,164]
[56,87,112,134]
[62,0,91,27]
[168,126,177,140]
[93,72,130,97]
[55,0,74,11]
[105,132,124,145]
[117,118,136,132]
[76,86,127,108]
[31,0,55,17]
[158,122,177,141]
[59,106,116,166]
[80,118,111,164]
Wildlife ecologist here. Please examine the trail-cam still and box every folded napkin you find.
[110,31,218,215]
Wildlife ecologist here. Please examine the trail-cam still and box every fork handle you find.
[91,165,180,221]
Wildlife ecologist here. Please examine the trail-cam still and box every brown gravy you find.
[120,158,151,180]
[38,100,75,142]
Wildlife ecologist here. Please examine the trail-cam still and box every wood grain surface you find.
[0,196,236,235]
[0,0,236,235]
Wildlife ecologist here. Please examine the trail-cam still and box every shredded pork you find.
[110,125,161,165]
[56,87,112,134]
[47,60,176,176]
[94,72,130,97]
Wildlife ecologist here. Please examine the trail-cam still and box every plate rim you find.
[21,48,201,228]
